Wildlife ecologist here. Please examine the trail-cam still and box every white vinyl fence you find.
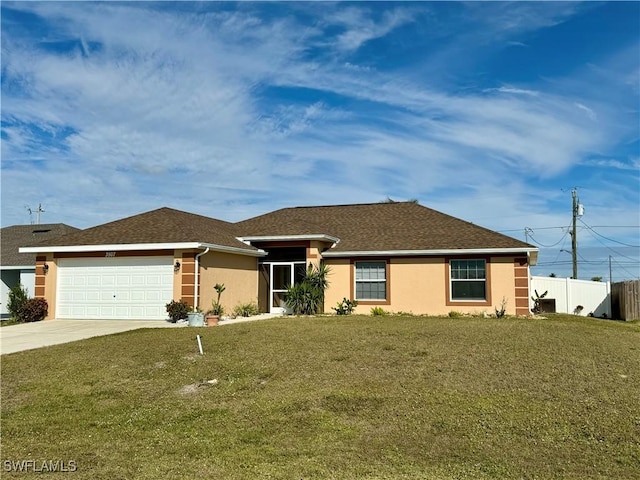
[530,276,611,317]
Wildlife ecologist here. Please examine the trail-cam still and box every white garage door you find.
[57,256,174,320]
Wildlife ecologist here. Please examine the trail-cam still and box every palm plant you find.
[285,263,330,315]
[209,283,226,316]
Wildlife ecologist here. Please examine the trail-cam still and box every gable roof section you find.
[1,224,80,268]
[237,202,536,258]
[19,208,262,256]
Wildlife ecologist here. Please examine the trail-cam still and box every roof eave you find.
[322,247,539,258]
[238,234,340,245]
[199,243,267,257]
[19,242,266,257]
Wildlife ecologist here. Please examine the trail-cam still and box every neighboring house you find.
[20,202,538,320]
[1,223,80,318]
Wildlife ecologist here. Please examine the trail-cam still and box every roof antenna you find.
[26,204,45,224]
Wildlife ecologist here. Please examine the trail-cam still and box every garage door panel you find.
[146,291,162,301]
[131,291,146,301]
[116,291,131,301]
[99,291,113,301]
[85,292,100,301]
[72,292,87,302]
[57,256,173,320]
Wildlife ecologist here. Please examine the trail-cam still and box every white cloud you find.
[584,158,640,171]
[331,7,416,52]
[1,1,637,237]
[492,86,539,96]
[574,102,597,121]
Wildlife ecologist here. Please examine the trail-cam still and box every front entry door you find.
[268,262,306,314]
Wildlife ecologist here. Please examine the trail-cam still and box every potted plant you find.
[206,283,225,327]
[187,306,205,327]
[166,299,190,323]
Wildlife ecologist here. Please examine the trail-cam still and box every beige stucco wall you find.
[323,256,519,316]
[323,258,351,312]
[487,256,517,315]
[198,251,258,315]
[43,254,57,320]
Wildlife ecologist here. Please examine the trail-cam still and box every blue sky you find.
[1,1,639,281]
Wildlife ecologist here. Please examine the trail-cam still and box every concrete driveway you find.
[0,319,183,355]
[0,314,281,355]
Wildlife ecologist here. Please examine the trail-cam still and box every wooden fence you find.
[611,280,640,321]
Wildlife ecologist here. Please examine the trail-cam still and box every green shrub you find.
[448,310,462,318]
[371,307,388,316]
[7,285,28,321]
[166,299,190,323]
[286,282,320,315]
[18,298,48,322]
[285,264,330,315]
[332,298,358,315]
[233,302,260,317]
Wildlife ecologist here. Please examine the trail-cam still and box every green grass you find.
[0,318,22,328]
[1,314,639,479]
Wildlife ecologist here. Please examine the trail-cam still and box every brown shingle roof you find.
[26,208,259,253]
[236,202,534,253]
[1,224,80,267]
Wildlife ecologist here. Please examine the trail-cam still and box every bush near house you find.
[232,302,260,317]
[6,286,47,323]
[285,264,330,315]
[7,284,28,321]
[18,298,48,322]
[165,299,190,323]
[332,298,358,315]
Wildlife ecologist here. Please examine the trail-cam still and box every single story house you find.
[20,202,538,320]
[1,223,80,318]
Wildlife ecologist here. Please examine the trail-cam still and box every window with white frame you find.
[355,261,387,300]
[450,259,486,301]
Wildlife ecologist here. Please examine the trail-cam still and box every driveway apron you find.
[0,319,181,355]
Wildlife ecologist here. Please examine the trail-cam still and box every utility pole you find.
[570,189,583,280]
[609,255,613,284]
[524,227,533,244]
[571,190,578,279]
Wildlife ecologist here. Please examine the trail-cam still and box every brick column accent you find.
[514,257,530,316]
[34,256,47,298]
[181,252,196,308]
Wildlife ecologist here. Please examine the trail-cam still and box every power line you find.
[611,257,640,280]
[498,225,639,233]
[527,230,570,248]
[579,219,640,248]
[580,224,640,261]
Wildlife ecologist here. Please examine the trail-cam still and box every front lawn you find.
[1,314,639,479]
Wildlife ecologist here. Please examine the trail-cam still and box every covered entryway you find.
[264,261,306,314]
[56,256,173,320]
[255,246,308,314]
